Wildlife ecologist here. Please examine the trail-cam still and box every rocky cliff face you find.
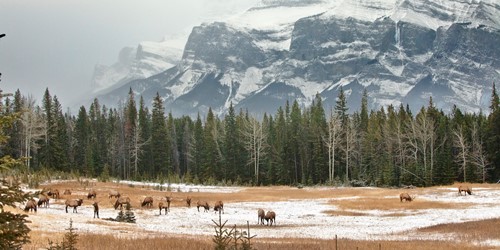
[94,0,500,117]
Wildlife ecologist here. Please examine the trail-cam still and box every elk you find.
[24,199,37,213]
[37,194,50,208]
[186,196,192,207]
[158,201,169,215]
[265,211,276,226]
[164,195,172,212]
[108,190,121,199]
[214,200,224,214]
[458,186,472,196]
[87,190,97,200]
[196,201,210,212]
[92,201,99,218]
[47,189,60,199]
[400,193,414,202]
[141,196,154,208]
[114,196,131,210]
[65,199,83,213]
[258,208,265,225]
[63,189,71,195]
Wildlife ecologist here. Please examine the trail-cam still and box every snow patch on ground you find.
[25,184,500,247]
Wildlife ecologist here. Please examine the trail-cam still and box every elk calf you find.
[458,186,472,196]
[65,199,83,213]
[141,196,154,208]
[24,199,37,213]
[108,190,121,199]
[159,201,169,215]
[400,193,414,202]
[87,190,97,200]
[214,200,224,214]
[186,196,192,207]
[38,194,50,208]
[265,211,276,226]
[197,201,209,212]
[92,201,99,218]
[114,197,131,210]
[48,189,60,199]
[258,208,265,225]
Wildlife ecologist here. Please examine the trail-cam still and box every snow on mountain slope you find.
[94,0,500,117]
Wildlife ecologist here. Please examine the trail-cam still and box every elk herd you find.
[22,184,475,228]
[22,188,278,227]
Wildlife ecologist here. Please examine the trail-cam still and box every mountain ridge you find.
[91,0,500,117]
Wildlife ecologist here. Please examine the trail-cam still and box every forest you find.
[1,85,499,187]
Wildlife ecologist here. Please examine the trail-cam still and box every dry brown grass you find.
[417,218,500,242]
[23,233,491,250]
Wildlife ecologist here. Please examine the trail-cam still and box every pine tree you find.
[151,93,169,177]
[0,92,32,249]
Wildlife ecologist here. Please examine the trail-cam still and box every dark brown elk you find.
[37,194,50,208]
[158,201,169,215]
[92,201,99,218]
[186,196,192,207]
[47,189,60,199]
[24,199,37,213]
[87,190,97,199]
[197,201,209,212]
[164,196,172,212]
[114,196,131,210]
[141,196,154,208]
[258,208,265,225]
[65,199,83,213]
[108,190,121,199]
[458,186,472,196]
[400,193,414,202]
[63,189,71,195]
[214,200,224,214]
[265,211,276,226]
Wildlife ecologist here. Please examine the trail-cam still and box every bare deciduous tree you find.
[453,125,469,182]
[323,109,342,184]
[470,122,490,182]
[242,116,268,184]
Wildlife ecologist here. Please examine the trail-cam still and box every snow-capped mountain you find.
[91,37,184,94]
[93,0,500,117]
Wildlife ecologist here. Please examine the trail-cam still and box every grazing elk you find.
[458,186,472,196]
[400,193,414,202]
[65,199,83,213]
[265,211,276,226]
[92,201,99,218]
[186,196,192,207]
[47,189,60,199]
[214,200,224,214]
[87,190,97,200]
[141,196,154,208]
[108,190,121,199]
[158,201,169,215]
[197,201,210,212]
[63,189,71,195]
[258,208,265,225]
[37,194,50,208]
[24,199,37,213]
[114,197,131,210]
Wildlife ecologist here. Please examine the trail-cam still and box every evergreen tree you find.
[150,93,169,177]
[486,83,500,182]
[0,92,32,249]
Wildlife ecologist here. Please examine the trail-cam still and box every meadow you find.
[16,180,500,249]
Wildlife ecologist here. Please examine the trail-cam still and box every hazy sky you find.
[0,0,258,109]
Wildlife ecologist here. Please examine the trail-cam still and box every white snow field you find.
[22,182,500,247]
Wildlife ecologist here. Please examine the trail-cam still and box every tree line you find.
[2,85,499,186]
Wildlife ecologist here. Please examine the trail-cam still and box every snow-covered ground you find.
[23,184,500,247]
